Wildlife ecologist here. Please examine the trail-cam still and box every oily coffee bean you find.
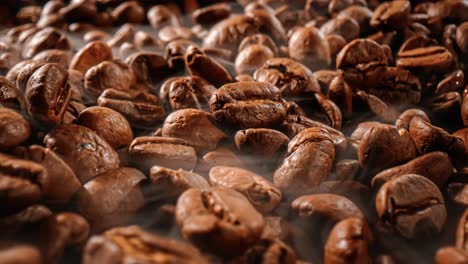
[435,69,465,95]
[111,1,144,25]
[159,76,216,111]
[235,128,289,157]
[185,45,233,87]
[145,166,210,203]
[454,128,468,154]
[98,88,166,129]
[338,6,373,35]
[396,46,453,72]
[107,24,135,48]
[370,0,411,30]
[0,243,42,264]
[0,76,24,110]
[235,44,274,75]
[161,108,226,154]
[25,63,71,127]
[76,106,133,150]
[165,39,197,69]
[84,60,135,100]
[133,31,160,49]
[126,52,172,85]
[456,22,468,53]
[274,127,335,197]
[372,151,454,189]
[69,41,113,75]
[330,159,360,181]
[209,166,282,213]
[376,174,446,239]
[175,187,264,257]
[336,38,387,72]
[0,108,30,149]
[82,226,208,264]
[196,147,244,173]
[76,167,145,231]
[239,34,278,56]
[356,91,399,123]
[158,26,196,44]
[395,108,431,130]
[8,60,45,94]
[435,246,468,264]
[43,123,120,184]
[446,168,468,206]
[324,218,372,264]
[192,3,231,26]
[288,27,330,72]
[320,15,360,42]
[147,5,181,30]
[210,81,287,129]
[128,136,197,173]
[456,209,468,250]
[22,27,70,59]
[253,58,321,99]
[32,49,70,67]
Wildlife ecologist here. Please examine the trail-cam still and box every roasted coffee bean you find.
[321,16,360,42]
[434,246,468,264]
[161,109,226,154]
[32,49,70,67]
[456,22,468,53]
[372,152,454,189]
[324,218,372,264]
[202,15,258,55]
[69,41,113,75]
[192,3,231,26]
[145,166,210,203]
[118,42,139,60]
[209,166,281,213]
[176,187,264,257]
[254,58,321,99]
[456,209,468,250]
[446,168,468,206]
[126,52,171,85]
[84,60,135,100]
[0,243,42,264]
[25,63,71,126]
[159,76,216,111]
[147,5,181,30]
[77,167,145,231]
[0,108,30,149]
[83,226,208,264]
[185,45,232,87]
[133,31,160,49]
[107,24,135,48]
[44,123,119,184]
[111,1,144,25]
[83,30,109,43]
[409,117,466,161]
[326,34,347,61]
[338,6,373,35]
[210,81,286,129]
[22,27,70,59]
[274,127,335,197]
[330,159,360,181]
[235,44,274,75]
[235,238,296,264]
[395,108,431,130]
[454,128,468,154]
[76,106,133,150]
[376,174,446,239]
[356,91,399,123]
[239,34,278,56]
[165,39,197,69]
[98,88,166,129]
[0,77,24,110]
[158,26,196,44]
[430,92,462,122]
[371,0,410,30]
[196,147,244,173]
[235,128,289,157]
[435,70,465,95]
[7,60,45,94]
[358,123,417,170]
[288,27,331,72]
[396,46,453,72]
[68,23,95,33]
[129,137,197,173]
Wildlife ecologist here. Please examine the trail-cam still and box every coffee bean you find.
[69,41,113,75]
[371,0,411,30]
[235,44,274,75]
[192,3,231,26]
[147,5,181,30]
[435,69,464,95]
[435,246,468,264]
[456,209,468,250]
[111,1,144,25]
[32,49,70,67]
[456,22,468,53]
[196,147,244,173]
[0,108,30,149]
[235,128,289,157]
[175,187,264,257]
[395,108,431,130]
[158,26,196,43]
[159,76,216,111]
[22,27,70,59]
[185,45,233,87]
[0,243,42,264]
[396,46,453,72]
[288,27,331,71]
[321,15,360,42]
[107,24,135,48]
[236,238,297,264]
[126,52,171,85]
[376,174,446,239]
[239,34,278,56]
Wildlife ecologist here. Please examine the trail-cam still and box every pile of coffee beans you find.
[0,0,467,263]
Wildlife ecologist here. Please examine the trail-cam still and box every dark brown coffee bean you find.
[235,44,274,75]
[456,209,468,250]
[376,174,446,239]
[202,15,259,55]
[98,88,166,129]
[330,159,360,181]
[324,218,372,264]
[336,39,388,69]
[133,31,160,49]
[111,1,144,24]
[321,16,360,42]
[456,22,468,53]
[409,117,466,160]
[0,77,24,110]
[83,225,208,264]
[69,41,113,75]
[326,34,347,61]
[77,167,145,231]
[158,26,196,44]
[22,27,70,59]
[454,128,468,154]
[165,39,197,69]
[83,30,110,43]
[32,49,70,67]
[209,166,281,213]
[84,60,135,99]
[44,123,119,184]
[196,147,244,173]
[435,246,468,264]
[373,151,454,190]
[338,6,373,35]
[371,0,410,30]
[126,52,171,85]
[7,60,45,94]
[192,3,231,26]
[185,45,232,87]
[145,166,210,203]
[160,76,216,111]
[396,46,453,72]
[435,70,464,95]
[245,8,286,44]
[358,123,417,170]
[288,27,331,71]
[25,63,71,126]
[68,23,96,33]
[254,58,321,99]
[210,81,286,129]
[235,128,289,157]
[107,24,135,48]
[395,108,430,130]
[446,168,468,206]
[176,187,264,257]
[161,109,226,154]
[76,106,133,150]
[16,5,41,24]
[430,92,462,122]
[118,42,139,60]
[0,108,30,149]
[239,34,278,56]
[129,136,197,173]
[0,243,42,264]
[274,127,335,197]
[147,5,181,30]
[356,91,399,123]
[235,238,296,264]
[58,0,97,23]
